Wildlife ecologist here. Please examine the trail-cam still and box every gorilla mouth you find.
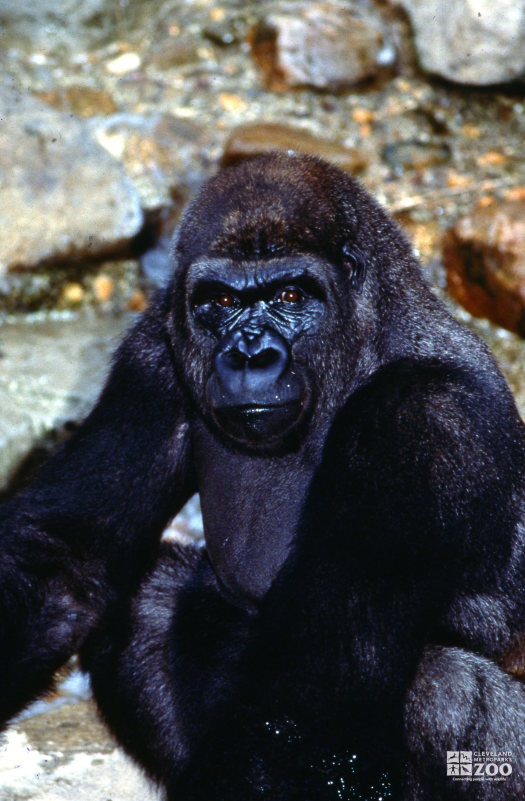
[213,400,304,445]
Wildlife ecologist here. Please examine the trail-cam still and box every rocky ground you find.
[0,691,161,801]
[0,1,524,799]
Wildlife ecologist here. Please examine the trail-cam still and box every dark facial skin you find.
[180,250,357,602]
[187,255,329,449]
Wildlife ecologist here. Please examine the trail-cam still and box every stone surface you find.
[0,87,143,274]
[0,0,157,54]
[221,122,367,173]
[90,113,209,213]
[0,312,130,493]
[249,1,395,91]
[147,35,200,69]
[37,86,117,118]
[163,494,204,547]
[0,259,143,315]
[443,200,525,337]
[381,140,451,173]
[0,700,162,801]
[399,0,525,85]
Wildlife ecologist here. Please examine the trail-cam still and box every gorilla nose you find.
[215,329,289,394]
[209,328,305,443]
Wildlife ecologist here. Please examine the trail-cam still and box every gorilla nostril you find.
[215,330,290,385]
[249,348,280,370]
[224,350,247,370]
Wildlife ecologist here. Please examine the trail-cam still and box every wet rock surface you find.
[89,113,210,213]
[249,1,395,91]
[0,699,162,801]
[0,0,524,798]
[398,0,525,86]
[0,87,143,274]
[0,0,158,54]
[444,199,525,337]
[0,259,145,316]
[0,312,130,494]
[221,121,368,172]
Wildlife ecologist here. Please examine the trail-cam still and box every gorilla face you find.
[186,255,329,448]
[172,154,375,453]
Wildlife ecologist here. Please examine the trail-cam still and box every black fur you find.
[0,153,524,800]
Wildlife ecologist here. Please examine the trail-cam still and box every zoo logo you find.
[447,752,513,781]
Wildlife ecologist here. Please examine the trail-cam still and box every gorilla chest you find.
[194,423,319,603]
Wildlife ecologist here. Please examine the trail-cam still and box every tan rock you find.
[222,122,367,174]
[37,86,117,118]
[443,201,525,336]
[249,1,395,91]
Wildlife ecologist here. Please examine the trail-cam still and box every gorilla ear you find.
[342,243,367,294]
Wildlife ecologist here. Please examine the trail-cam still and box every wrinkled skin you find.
[0,154,524,800]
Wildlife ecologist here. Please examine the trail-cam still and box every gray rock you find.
[250,1,395,91]
[89,113,209,213]
[0,312,130,492]
[163,494,204,546]
[0,699,162,801]
[0,0,157,53]
[399,0,525,85]
[0,87,143,274]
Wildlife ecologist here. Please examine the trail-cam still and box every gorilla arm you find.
[84,542,256,789]
[0,290,195,725]
[251,358,525,797]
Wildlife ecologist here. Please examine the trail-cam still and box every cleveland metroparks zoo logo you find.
[447,751,513,782]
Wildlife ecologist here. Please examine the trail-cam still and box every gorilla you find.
[0,153,524,800]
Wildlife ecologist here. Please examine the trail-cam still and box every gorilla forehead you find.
[185,253,332,294]
[174,153,362,269]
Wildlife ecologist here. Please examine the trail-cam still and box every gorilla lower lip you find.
[242,403,297,414]
[215,400,304,443]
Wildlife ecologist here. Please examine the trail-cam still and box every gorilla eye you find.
[279,288,301,304]
[214,294,234,308]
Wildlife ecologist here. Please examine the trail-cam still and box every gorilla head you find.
[167,153,412,452]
